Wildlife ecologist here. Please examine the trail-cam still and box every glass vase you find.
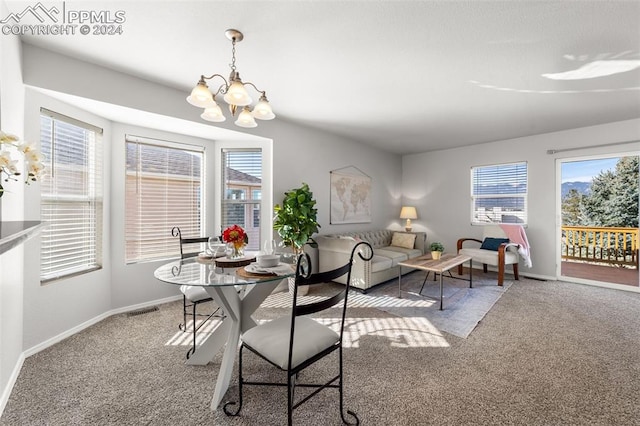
[228,243,245,259]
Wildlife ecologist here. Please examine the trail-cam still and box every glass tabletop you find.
[154,257,295,287]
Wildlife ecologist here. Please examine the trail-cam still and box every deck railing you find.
[561,226,639,268]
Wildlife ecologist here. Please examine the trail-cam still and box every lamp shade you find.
[187,81,214,108]
[235,107,257,128]
[200,104,226,122]
[223,80,252,106]
[400,206,418,219]
[253,96,275,120]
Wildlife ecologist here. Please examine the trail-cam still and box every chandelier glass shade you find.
[187,29,275,128]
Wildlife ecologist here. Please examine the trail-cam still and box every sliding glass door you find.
[557,154,639,289]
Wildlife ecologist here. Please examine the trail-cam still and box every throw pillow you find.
[391,232,416,249]
[480,237,510,251]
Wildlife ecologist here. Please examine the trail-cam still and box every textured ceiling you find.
[6,0,640,154]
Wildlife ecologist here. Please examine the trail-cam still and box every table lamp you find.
[400,206,418,232]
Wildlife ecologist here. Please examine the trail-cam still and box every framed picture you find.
[330,166,372,224]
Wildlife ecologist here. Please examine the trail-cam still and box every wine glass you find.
[208,236,223,257]
[263,239,276,255]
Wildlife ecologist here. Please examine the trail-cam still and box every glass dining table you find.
[154,256,295,410]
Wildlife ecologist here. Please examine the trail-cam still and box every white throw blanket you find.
[499,224,532,268]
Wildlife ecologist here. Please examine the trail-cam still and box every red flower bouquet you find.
[222,224,249,250]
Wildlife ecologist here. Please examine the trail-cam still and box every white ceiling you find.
[6,0,640,154]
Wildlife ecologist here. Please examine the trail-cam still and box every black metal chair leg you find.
[191,302,197,355]
[223,345,244,416]
[287,373,293,426]
[179,295,188,331]
[338,348,359,425]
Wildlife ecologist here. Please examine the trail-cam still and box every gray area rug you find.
[363,271,512,338]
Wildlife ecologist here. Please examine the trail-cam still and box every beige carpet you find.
[2,272,640,425]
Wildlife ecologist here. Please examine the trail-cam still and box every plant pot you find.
[431,251,442,260]
[288,277,309,297]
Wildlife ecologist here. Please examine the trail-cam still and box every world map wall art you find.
[330,166,372,224]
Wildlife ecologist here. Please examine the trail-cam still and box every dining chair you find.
[223,241,372,425]
[172,226,222,359]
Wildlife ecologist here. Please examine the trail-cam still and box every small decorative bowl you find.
[257,254,279,268]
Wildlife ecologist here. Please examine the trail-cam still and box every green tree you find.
[562,188,586,225]
[583,157,638,227]
[607,156,639,227]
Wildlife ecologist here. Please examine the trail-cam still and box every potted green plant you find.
[430,241,444,260]
[273,182,320,254]
[273,182,321,295]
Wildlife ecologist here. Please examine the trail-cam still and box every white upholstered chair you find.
[457,225,520,286]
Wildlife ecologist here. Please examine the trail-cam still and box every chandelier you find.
[187,29,275,128]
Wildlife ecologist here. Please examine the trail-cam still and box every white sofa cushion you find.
[380,245,422,259]
[391,232,416,249]
[373,248,409,266]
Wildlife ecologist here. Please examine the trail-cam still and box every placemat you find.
[236,266,277,279]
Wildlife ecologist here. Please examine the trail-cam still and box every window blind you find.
[222,149,262,251]
[40,109,103,282]
[125,136,204,263]
[471,162,528,225]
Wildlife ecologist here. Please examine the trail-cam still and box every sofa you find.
[316,230,427,292]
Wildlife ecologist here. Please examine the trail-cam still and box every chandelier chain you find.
[230,39,237,72]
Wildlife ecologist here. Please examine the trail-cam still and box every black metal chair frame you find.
[224,241,372,425]
[172,226,224,359]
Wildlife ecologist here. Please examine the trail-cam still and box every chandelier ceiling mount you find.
[187,29,275,128]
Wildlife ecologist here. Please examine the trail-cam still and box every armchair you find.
[457,225,520,286]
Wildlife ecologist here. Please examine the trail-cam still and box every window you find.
[125,136,204,263]
[222,149,262,251]
[40,109,103,282]
[471,161,527,225]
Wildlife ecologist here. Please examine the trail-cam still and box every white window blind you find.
[125,136,204,263]
[222,149,262,251]
[471,162,528,225]
[40,109,103,282]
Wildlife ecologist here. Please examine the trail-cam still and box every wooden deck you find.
[561,261,639,287]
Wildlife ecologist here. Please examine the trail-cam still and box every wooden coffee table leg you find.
[398,268,402,298]
[469,259,473,288]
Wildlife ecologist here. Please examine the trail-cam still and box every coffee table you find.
[398,253,472,310]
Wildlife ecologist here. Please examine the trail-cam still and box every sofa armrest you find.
[316,235,360,254]
[317,235,372,289]
[411,232,427,254]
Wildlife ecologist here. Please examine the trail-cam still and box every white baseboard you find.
[470,264,555,282]
[0,353,25,418]
[1,294,182,417]
[23,295,181,357]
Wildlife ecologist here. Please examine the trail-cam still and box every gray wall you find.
[0,22,25,412]
[402,119,640,280]
[14,44,402,354]
[7,38,638,413]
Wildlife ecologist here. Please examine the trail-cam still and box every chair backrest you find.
[288,241,372,365]
[172,226,209,259]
